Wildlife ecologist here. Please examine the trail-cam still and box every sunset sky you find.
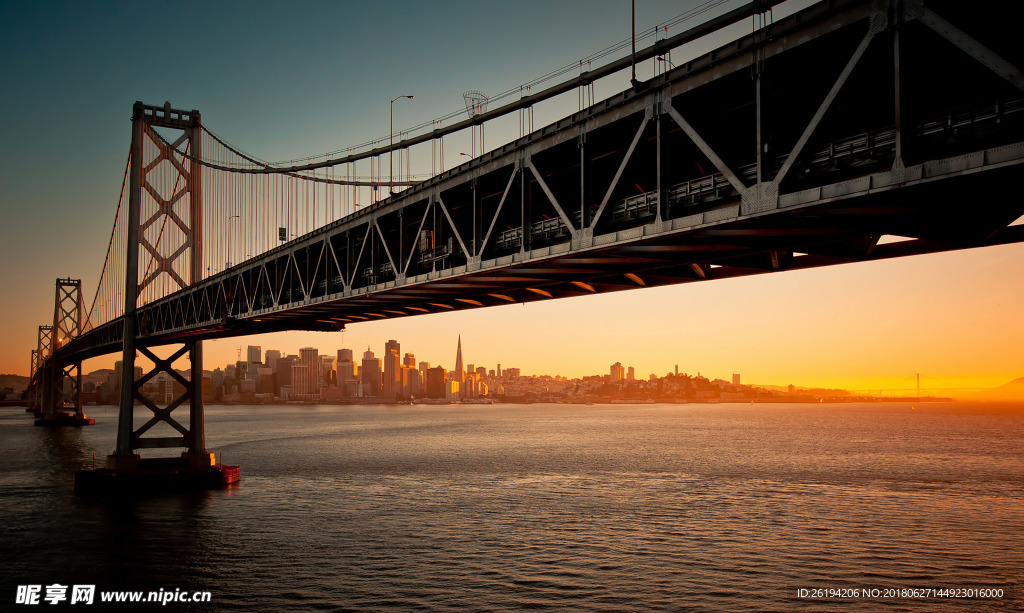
[1,0,1021,394]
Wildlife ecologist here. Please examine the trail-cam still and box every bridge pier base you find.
[75,340,238,497]
[75,457,238,497]
[77,451,237,497]
[34,362,95,427]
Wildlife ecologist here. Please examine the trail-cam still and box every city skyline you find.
[69,332,872,407]
[2,0,1022,393]
[70,332,1021,400]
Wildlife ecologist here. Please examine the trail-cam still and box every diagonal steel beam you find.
[144,126,191,179]
[235,273,251,312]
[290,252,306,300]
[437,194,471,259]
[374,220,398,275]
[171,133,188,149]
[404,200,434,277]
[310,240,327,297]
[918,8,1024,92]
[256,264,273,308]
[326,237,344,289]
[349,224,374,286]
[133,393,190,438]
[528,161,576,233]
[773,25,877,187]
[664,101,747,195]
[480,167,519,256]
[590,113,650,229]
[274,258,289,305]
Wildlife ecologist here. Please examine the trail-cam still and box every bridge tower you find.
[32,325,53,414]
[106,101,218,477]
[25,349,38,413]
[50,278,85,418]
[32,281,95,425]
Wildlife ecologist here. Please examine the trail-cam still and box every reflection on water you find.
[1,402,1022,611]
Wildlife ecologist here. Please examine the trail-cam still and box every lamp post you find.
[390,95,414,195]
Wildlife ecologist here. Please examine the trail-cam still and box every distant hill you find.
[972,377,1024,401]
[0,374,29,393]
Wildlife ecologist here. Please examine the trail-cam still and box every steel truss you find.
[59,0,1024,367]
[110,102,207,459]
[31,325,53,412]
[128,343,205,452]
[49,279,84,417]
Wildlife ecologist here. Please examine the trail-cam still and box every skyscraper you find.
[383,340,401,399]
[276,355,296,396]
[361,347,382,397]
[426,366,447,398]
[291,363,310,397]
[247,345,262,366]
[320,355,336,388]
[336,348,356,396]
[264,349,281,373]
[454,335,465,384]
[297,347,319,399]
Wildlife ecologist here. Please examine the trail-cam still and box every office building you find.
[264,349,281,373]
[361,347,382,397]
[383,340,401,399]
[426,366,446,398]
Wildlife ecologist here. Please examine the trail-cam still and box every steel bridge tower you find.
[49,278,85,418]
[109,101,210,471]
[30,279,94,425]
[31,325,52,414]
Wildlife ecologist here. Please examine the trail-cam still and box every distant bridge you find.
[29,0,1024,470]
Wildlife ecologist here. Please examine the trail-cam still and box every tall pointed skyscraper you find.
[454,335,464,384]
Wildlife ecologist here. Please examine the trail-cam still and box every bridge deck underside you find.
[185,160,1024,321]
[58,0,1024,363]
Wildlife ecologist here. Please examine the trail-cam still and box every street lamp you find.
[657,56,676,70]
[390,95,414,195]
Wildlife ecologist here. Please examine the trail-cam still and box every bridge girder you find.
[53,0,1024,367]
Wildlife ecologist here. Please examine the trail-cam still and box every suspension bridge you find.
[24,0,1024,493]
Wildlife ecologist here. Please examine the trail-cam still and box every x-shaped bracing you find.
[138,126,194,296]
[131,344,192,449]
